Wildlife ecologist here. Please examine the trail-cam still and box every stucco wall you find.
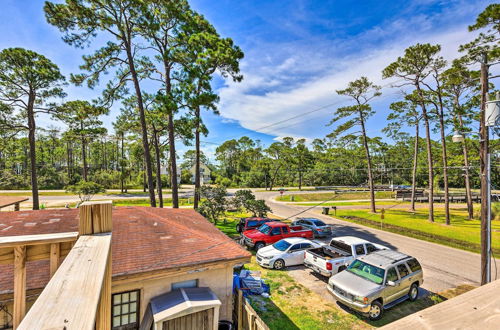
[112,262,235,324]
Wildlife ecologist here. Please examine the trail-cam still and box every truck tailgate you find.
[304,248,330,271]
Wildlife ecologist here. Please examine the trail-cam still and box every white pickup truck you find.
[304,236,388,277]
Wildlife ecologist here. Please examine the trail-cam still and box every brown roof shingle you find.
[0,206,250,294]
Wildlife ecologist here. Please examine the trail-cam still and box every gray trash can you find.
[322,207,330,215]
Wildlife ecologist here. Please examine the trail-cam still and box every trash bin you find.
[322,207,330,215]
[219,320,233,330]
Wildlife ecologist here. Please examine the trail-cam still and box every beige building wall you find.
[112,262,236,324]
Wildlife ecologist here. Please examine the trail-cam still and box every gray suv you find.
[327,250,423,320]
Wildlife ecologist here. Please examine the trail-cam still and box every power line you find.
[201,79,405,146]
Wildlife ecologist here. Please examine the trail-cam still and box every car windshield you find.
[311,220,326,226]
[272,240,291,251]
[347,259,385,284]
[258,224,271,234]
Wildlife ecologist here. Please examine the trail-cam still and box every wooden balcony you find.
[1,201,113,330]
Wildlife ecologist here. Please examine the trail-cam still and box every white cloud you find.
[214,1,489,141]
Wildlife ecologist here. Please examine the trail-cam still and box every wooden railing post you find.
[49,243,60,278]
[80,201,113,330]
[237,289,243,330]
[13,245,26,330]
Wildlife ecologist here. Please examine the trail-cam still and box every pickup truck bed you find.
[307,247,347,260]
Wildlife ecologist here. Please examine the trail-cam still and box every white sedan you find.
[256,237,323,270]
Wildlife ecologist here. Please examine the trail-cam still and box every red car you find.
[241,222,314,250]
[236,217,278,233]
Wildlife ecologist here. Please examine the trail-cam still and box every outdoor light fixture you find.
[486,99,500,127]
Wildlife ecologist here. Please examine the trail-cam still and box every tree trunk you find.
[457,114,473,220]
[27,92,39,210]
[417,85,434,222]
[81,123,87,181]
[437,105,450,225]
[298,170,303,191]
[120,132,124,193]
[152,130,163,208]
[125,42,156,207]
[194,106,201,210]
[360,116,376,213]
[410,124,419,211]
[167,112,179,208]
[66,141,71,181]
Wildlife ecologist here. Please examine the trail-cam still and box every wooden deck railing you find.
[235,290,269,330]
[2,201,113,330]
[381,279,500,329]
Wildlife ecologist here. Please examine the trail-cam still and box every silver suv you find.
[327,250,423,320]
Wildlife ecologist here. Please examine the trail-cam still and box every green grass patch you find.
[277,191,394,202]
[333,207,500,254]
[112,198,193,207]
[293,201,411,207]
[244,258,366,330]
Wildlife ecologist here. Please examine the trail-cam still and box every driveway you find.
[254,190,500,293]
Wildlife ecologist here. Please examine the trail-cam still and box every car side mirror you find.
[386,281,396,286]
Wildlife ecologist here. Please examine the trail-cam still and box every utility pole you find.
[479,52,490,285]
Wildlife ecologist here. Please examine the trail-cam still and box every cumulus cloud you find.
[214,0,488,141]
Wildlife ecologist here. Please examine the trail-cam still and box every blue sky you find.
[0,0,495,160]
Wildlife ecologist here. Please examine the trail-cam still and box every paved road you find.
[254,190,500,293]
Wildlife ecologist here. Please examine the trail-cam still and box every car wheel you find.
[368,301,383,321]
[273,259,285,270]
[255,242,265,250]
[408,283,419,302]
[236,224,242,233]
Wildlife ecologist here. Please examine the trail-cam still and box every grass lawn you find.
[0,190,174,197]
[277,191,394,202]
[244,259,367,330]
[293,201,412,207]
[110,198,193,207]
[333,206,500,254]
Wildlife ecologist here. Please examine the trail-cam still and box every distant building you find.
[190,163,211,185]
[160,165,182,186]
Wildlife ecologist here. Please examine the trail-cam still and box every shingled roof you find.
[0,206,250,295]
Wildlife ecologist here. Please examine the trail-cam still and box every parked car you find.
[241,222,314,250]
[304,236,387,277]
[236,217,278,233]
[292,218,333,238]
[256,238,322,270]
[327,250,423,321]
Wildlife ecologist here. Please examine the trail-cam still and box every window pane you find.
[386,267,398,282]
[122,304,129,313]
[355,245,365,255]
[121,314,129,324]
[113,316,121,327]
[130,302,137,312]
[113,305,121,316]
[130,313,137,323]
[172,279,198,290]
[130,291,137,302]
[122,293,129,303]
[113,295,121,305]
[397,264,410,278]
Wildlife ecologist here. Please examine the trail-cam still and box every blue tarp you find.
[233,271,270,297]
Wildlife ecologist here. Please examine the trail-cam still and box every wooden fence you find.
[234,290,269,330]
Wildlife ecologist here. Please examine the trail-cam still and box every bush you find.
[91,170,120,189]
[0,170,29,189]
[198,185,228,224]
[66,180,105,203]
[233,189,272,217]
[38,166,65,189]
